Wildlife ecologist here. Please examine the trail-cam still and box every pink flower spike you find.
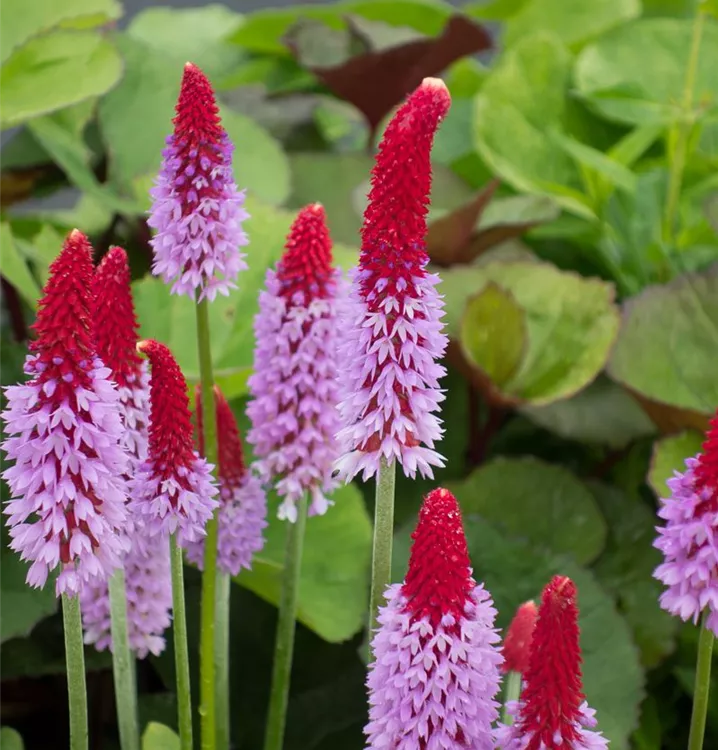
[2,230,129,597]
[335,77,451,483]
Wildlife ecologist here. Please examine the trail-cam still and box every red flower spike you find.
[136,340,196,480]
[401,487,474,627]
[359,77,450,309]
[502,600,538,674]
[693,413,718,514]
[173,62,223,148]
[92,246,143,388]
[276,203,334,304]
[517,576,584,750]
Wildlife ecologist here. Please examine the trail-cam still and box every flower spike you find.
[186,385,267,575]
[503,600,538,675]
[247,203,343,522]
[336,77,450,482]
[365,488,503,750]
[129,339,218,544]
[149,62,249,302]
[2,230,129,596]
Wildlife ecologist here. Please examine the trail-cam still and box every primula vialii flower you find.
[149,62,249,302]
[247,204,343,522]
[2,231,129,596]
[81,248,172,658]
[496,576,608,750]
[365,488,502,750]
[129,340,218,544]
[336,78,450,482]
[654,414,718,636]
[502,600,539,675]
[186,385,267,575]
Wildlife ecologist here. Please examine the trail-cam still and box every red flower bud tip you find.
[195,384,246,485]
[173,61,224,147]
[692,412,718,514]
[276,203,334,304]
[401,487,474,627]
[502,600,538,674]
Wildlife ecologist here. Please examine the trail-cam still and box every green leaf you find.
[237,484,372,642]
[648,430,703,496]
[446,456,608,565]
[503,0,640,49]
[589,481,679,667]
[11,223,66,286]
[442,259,620,405]
[142,722,180,750]
[474,33,592,218]
[0,30,123,129]
[0,0,121,64]
[575,18,718,126]
[0,727,24,750]
[0,222,41,306]
[607,267,718,416]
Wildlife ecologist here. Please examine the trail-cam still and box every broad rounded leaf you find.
[142,723,180,750]
[607,266,718,416]
[446,456,608,565]
[1,30,123,129]
[648,430,703,497]
[0,727,24,750]
[237,484,371,642]
[575,18,718,125]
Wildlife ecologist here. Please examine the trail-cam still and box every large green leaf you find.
[648,430,703,497]
[0,222,41,307]
[142,723,180,750]
[100,36,289,206]
[237,484,372,642]
[0,0,121,64]
[607,266,718,416]
[447,456,608,565]
[0,727,24,750]
[575,18,718,125]
[444,258,619,405]
[0,30,123,129]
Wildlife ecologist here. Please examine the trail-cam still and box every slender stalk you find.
[663,4,706,244]
[501,670,522,726]
[263,495,309,750]
[62,593,88,750]
[108,568,140,750]
[170,533,193,750]
[196,297,220,750]
[687,613,715,750]
[368,457,397,638]
[215,572,231,750]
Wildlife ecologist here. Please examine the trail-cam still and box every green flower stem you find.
[368,457,397,641]
[196,297,220,750]
[501,670,522,726]
[108,568,140,750]
[170,533,193,750]
[263,495,309,750]
[687,613,715,750]
[663,3,706,245]
[62,593,88,750]
[215,572,231,750]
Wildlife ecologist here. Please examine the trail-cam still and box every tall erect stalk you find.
[215,572,231,750]
[687,613,715,750]
[263,495,309,750]
[170,534,193,750]
[62,593,89,750]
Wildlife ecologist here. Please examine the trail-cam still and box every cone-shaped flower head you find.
[496,576,608,750]
[129,340,218,543]
[246,204,343,522]
[80,248,172,657]
[653,414,718,636]
[502,600,538,675]
[186,385,267,574]
[335,78,451,483]
[2,230,129,596]
[366,487,502,750]
[148,62,249,302]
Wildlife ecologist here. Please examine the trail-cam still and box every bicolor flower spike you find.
[148,62,249,302]
[129,340,218,544]
[365,488,503,750]
[247,204,343,522]
[502,600,538,675]
[186,385,267,575]
[2,230,129,596]
[653,413,718,636]
[496,576,608,750]
[81,248,172,658]
[336,77,451,483]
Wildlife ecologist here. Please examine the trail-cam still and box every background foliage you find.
[2,0,718,748]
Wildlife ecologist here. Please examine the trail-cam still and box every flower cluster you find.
[502,600,538,675]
